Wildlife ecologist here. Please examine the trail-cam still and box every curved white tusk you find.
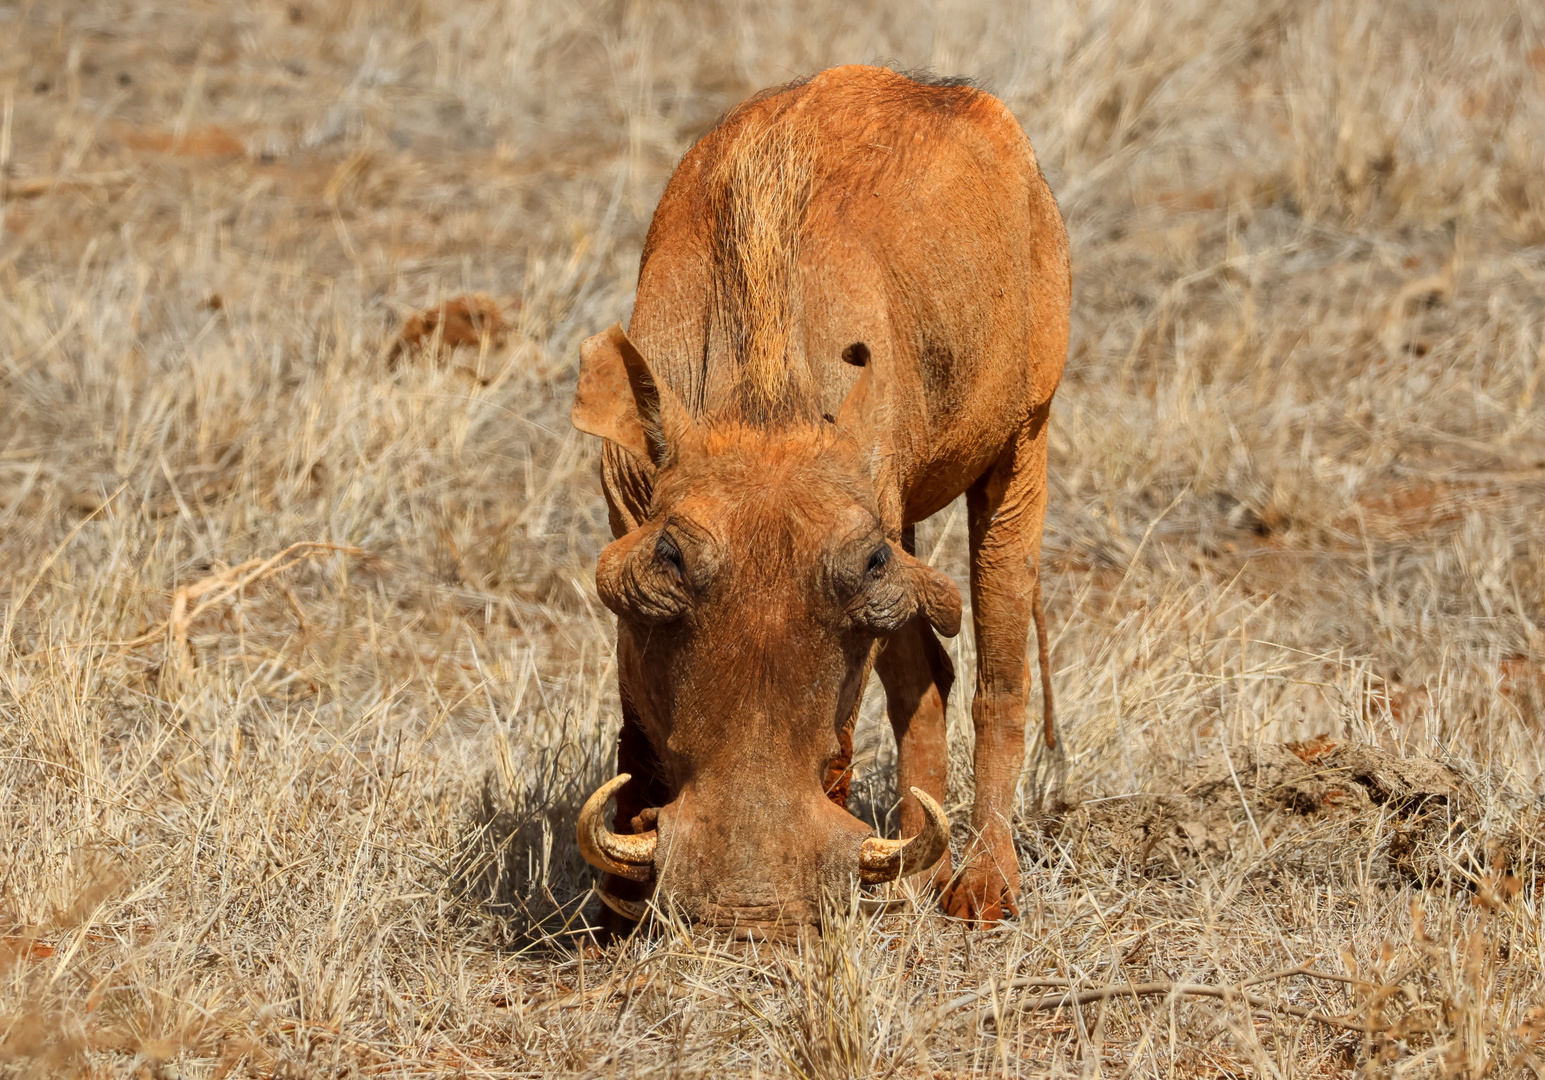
[598,888,649,923]
[576,773,657,882]
[858,787,949,884]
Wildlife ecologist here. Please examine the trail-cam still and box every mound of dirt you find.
[1026,741,1532,890]
[391,294,510,362]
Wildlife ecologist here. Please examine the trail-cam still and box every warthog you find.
[571,65,1069,936]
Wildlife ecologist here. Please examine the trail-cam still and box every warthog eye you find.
[656,534,685,581]
[865,543,890,577]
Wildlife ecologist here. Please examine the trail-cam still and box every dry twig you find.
[2,172,134,199]
[125,541,368,657]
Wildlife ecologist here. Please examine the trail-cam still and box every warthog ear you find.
[834,354,893,507]
[899,549,962,638]
[572,323,691,467]
[835,355,880,444]
[835,353,907,534]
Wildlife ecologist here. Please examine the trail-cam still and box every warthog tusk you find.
[597,888,649,922]
[858,787,949,884]
[577,773,657,882]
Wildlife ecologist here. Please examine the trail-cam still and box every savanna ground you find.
[2,1,1545,1076]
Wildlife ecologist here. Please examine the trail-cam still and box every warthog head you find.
[572,324,960,936]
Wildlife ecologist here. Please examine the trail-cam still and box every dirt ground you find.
[2,1,1544,1076]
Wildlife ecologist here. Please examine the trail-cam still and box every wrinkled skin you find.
[593,422,961,929]
[572,65,1070,935]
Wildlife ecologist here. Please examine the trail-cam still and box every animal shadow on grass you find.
[445,719,611,952]
[846,761,900,842]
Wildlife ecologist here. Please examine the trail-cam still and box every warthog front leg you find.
[946,404,1052,922]
[876,532,957,893]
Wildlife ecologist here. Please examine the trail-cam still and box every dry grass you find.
[2,0,1544,1076]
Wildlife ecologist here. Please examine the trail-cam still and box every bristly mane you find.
[892,67,977,90]
[699,68,984,427]
[705,106,820,426]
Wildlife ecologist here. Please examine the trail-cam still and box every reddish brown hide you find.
[571,65,1069,935]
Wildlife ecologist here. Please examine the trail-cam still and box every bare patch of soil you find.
[1030,742,1537,891]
